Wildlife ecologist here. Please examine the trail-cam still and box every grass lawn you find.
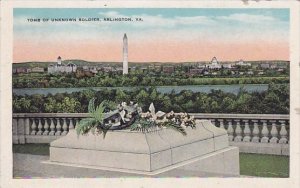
[13,144,50,156]
[240,153,289,178]
[13,144,289,177]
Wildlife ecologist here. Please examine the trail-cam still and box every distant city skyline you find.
[14,8,289,63]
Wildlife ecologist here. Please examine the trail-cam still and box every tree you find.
[115,89,130,103]
[60,97,80,113]
[135,89,149,106]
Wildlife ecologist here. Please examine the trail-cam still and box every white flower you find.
[120,110,126,121]
[180,122,186,128]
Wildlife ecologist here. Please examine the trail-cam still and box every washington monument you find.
[123,33,128,74]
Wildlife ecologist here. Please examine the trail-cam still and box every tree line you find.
[13,83,289,114]
[13,72,289,88]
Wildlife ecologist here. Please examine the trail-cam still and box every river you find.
[13,84,270,96]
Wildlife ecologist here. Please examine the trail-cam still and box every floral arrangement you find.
[76,98,196,138]
[130,103,195,135]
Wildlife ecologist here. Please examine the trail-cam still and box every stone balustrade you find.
[12,113,289,155]
[190,113,289,155]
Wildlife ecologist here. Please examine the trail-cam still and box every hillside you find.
[12,59,289,68]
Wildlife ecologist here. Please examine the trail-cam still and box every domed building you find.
[209,57,222,69]
[48,56,77,74]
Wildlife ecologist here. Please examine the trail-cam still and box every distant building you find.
[247,71,254,75]
[236,59,251,66]
[162,66,175,74]
[189,68,203,75]
[154,65,162,72]
[82,66,89,71]
[209,57,221,69]
[260,63,270,69]
[203,70,210,75]
[103,66,113,72]
[31,67,44,73]
[278,64,287,69]
[116,67,123,73]
[129,66,136,71]
[48,56,77,74]
[222,64,232,69]
[90,67,98,74]
[277,69,284,72]
[148,65,155,70]
[15,67,27,74]
[197,64,206,69]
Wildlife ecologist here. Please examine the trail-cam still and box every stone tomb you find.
[49,120,239,176]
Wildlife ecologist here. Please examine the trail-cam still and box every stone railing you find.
[12,113,289,155]
[190,113,289,155]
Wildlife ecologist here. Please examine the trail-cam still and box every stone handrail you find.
[189,113,289,143]
[12,113,289,155]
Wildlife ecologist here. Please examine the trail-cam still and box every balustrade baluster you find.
[251,120,260,143]
[243,120,251,142]
[25,118,30,135]
[260,120,269,143]
[61,118,68,135]
[210,119,216,125]
[270,120,279,143]
[36,118,43,135]
[55,118,62,136]
[218,119,225,130]
[12,118,18,135]
[30,119,37,135]
[234,120,242,142]
[43,118,50,135]
[227,120,234,141]
[279,120,288,144]
[49,118,55,136]
[69,118,75,130]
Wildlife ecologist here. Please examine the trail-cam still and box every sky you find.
[13,8,290,63]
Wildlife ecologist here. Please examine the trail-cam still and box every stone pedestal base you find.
[49,120,240,176]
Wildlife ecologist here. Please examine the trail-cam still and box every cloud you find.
[98,11,216,28]
[13,10,288,45]
[218,13,276,23]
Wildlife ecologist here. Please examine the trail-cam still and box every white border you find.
[1,1,299,188]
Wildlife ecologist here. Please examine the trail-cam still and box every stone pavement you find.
[13,153,241,178]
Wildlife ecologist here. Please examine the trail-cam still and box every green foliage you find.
[159,121,187,136]
[88,98,105,123]
[76,118,97,135]
[76,98,109,138]
[12,71,289,88]
[130,115,188,136]
[130,117,158,133]
[12,84,289,114]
